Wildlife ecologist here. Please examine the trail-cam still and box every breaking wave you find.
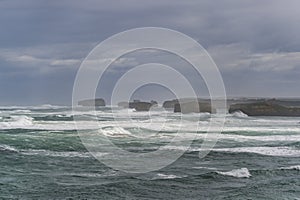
[99,126,134,138]
[231,111,249,118]
[279,165,300,170]
[212,146,300,157]
[216,168,251,178]
[20,150,94,158]
[0,115,33,129]
[0,144,19,153]
[152,173,186,180]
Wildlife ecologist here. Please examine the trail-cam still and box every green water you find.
[0,107,300,199]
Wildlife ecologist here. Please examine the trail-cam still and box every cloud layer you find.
[0,0,300,104]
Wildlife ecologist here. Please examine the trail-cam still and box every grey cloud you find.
[1,0,300,105]
[209,44,300,72]
[0,48,81,75]
[1,0,299,51]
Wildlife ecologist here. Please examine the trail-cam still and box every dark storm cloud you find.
[0,0,300,104]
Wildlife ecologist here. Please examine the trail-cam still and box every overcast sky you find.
[1,0,300,105]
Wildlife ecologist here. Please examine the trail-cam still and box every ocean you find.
[0,105,300,199]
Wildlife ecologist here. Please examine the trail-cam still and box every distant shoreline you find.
[75,98,300,116]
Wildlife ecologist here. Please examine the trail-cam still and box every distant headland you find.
[78,98,300,116]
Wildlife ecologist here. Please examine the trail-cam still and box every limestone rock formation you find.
[117,101,129,108]
[174,101,215,114]
[132,102,153,111]
[163,99,179,109]
[118,100,158,111]
[78,98,106,107]
[229,101,300,116]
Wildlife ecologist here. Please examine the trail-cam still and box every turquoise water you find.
[0,106,300,199]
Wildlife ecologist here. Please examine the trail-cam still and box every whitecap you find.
[192,166,218,170]
[231,111,249,118]
[163,146,300,157]
[0,115,34,129]
[13,109,32,113]
[212,146,300,157]
[0,144,18,153]
[154,173,185,180]
[31,104,67,109]
[99,126,134,138]
[216,168,251,178]
[20,150,99,158]
[279,165,300,170]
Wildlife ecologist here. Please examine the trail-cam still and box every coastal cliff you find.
[229,101,300,116]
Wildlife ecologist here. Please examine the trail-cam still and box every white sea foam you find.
[21,150,99,158]
[231,111,249,118]
[100,126,134,137]
[2,115,300,141]
[212,146,300,157]
[1,108,300,138]
[29,104,68,109]
[158,131,300,143]
[216,168,251,178]
[163,146,300,157]
[0,144,18,152]
[0,115,33,129]
[0,109,32,115]
[192,166,218,170]
[279,165,300,170]
[208,134,300,142]
[15,109,31,113]
[154,173,185,180]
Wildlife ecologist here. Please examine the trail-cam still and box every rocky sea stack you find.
[118,100,158,111]
[162,99,179,109]
[174,101,215,114]
[78,98,106,107]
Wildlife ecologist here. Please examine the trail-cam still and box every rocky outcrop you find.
[174,101,215,114]
[163,98,217,113]
[229,101,300,116]
[132,102,153,111]
[117,101,129,108]
[163,99,179,109]
[78,98,106,107]
[118,100,158,111]
[150,100,158,106]
[128,100,141,109]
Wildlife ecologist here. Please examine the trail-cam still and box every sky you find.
[1,0,300,105]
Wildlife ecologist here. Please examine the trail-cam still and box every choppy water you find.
[0,105,300,199]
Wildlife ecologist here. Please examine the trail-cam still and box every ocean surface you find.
[0,105,300,199]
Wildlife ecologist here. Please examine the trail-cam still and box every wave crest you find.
[0,115,33,129]
[231,111,249,118]
[0,144,18,153]
[280,165,300,171]
[216,168,251,178]
[100,126,134,138]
